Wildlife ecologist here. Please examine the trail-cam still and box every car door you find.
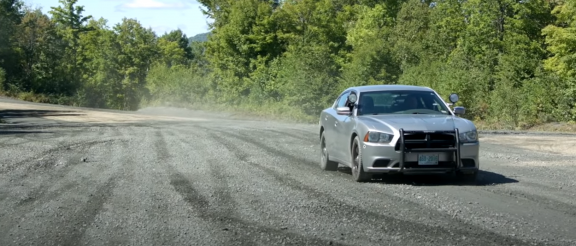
[325,91,350,161]
[336,104,357,164]
[331,91,353,162]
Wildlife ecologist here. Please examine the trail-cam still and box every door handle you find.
[334,122,338,127]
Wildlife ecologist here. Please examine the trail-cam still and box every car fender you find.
[452,117,477,133]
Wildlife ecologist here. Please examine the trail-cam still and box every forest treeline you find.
[0,0,575,128]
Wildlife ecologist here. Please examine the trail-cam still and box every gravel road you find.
[1,97,575,246]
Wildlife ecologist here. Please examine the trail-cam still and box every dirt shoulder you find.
[479,134,576,156]
[0,101,207,124]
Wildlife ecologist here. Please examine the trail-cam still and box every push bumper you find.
[362,128,479,175]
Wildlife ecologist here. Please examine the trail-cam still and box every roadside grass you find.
[526,122,576,132]
[0,90,77,106]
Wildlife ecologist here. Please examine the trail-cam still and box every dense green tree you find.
[0,0,25,91]
[48,0,93,95]
[16,7,64,94]
[0,0,575,127]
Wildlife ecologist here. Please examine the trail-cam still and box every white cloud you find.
[119,0,189,9]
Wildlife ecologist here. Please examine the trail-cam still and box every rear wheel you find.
[320,132,338,171]
[351,136,372,182]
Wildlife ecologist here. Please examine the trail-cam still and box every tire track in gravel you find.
[154,129,260,246]
[80,125,135,246]
[0,128,125,239]
[85,125,171,246]
[515,179,576,200]
[0,126,124,246]
[0,138,123,175]
[161,128,237,245]
[284,127,317,137]
[202,122,318,143]
[0,191,6,204]
[263,128,316,142]
[204,128,539,246]
[424,184,576,245]
[52,125,129,245]
[143,128,180,246]
[210,127,318,168]
[156,127,350,246]
[481,185,576,216]
[57,175,119,246]
[418,143,576,237]
[164,125,299,239]
[0,122,121,139]
[163,130,237,219]
[175,124,321,173]
[0,123,113,147]
[0,129,70,172]
[18,138,126,178]
[0,132,53,147]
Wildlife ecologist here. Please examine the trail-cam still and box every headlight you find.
[459,130,478,143]
[364,131,394,143]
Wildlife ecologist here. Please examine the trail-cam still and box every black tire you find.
[351,136,372,182]
[320,132,339,171]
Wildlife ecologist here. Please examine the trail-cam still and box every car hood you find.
[359,114,469,132]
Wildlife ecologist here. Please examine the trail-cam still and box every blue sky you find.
[22,0,213,38]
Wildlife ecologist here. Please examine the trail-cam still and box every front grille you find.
[402,161,456,169]
[395,131,456,151]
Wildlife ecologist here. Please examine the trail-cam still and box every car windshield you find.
[356,90,451,116]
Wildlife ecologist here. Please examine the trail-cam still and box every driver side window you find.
[336,91,350,108]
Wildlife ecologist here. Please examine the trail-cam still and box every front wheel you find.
[320,132,338,171]
[351,136,372,182]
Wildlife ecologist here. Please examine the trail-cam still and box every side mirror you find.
[453,106,465,115]
[336,107,351,115]
[449,93,459,104]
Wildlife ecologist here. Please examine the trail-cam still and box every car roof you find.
[347,85,434,93]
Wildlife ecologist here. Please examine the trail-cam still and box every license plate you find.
[418,154,439,165]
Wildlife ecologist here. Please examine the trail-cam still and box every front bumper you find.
[362,128,479,175]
